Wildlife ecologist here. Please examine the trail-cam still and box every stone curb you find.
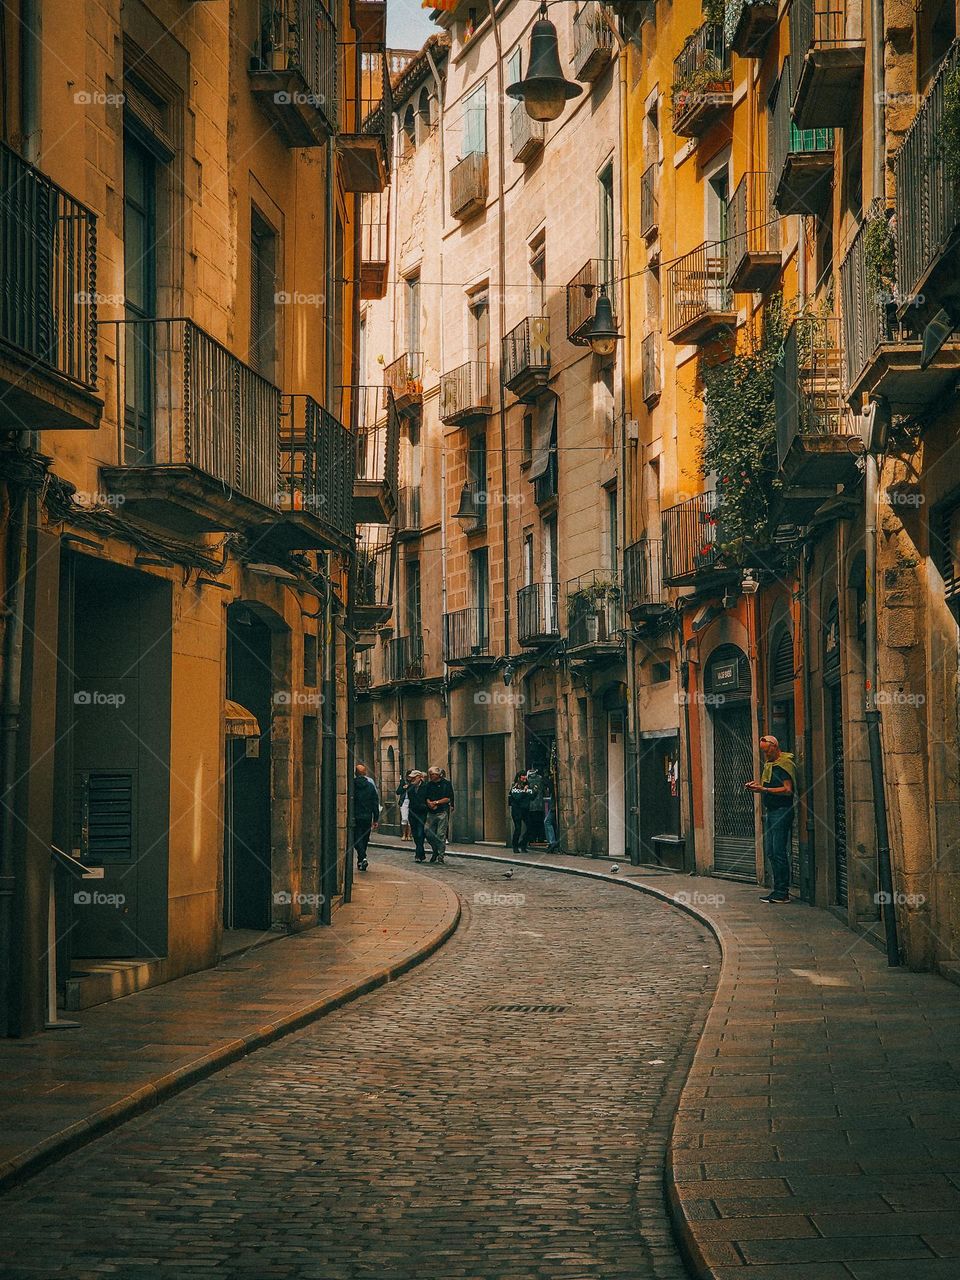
[0,878,462,1196]
[397,845,728,1280]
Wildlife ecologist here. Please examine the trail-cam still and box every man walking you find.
[407,770,429,862]
[353,762,380,873]
[508,773,533,853]
[746,735,796,904]
[423,766,455,864]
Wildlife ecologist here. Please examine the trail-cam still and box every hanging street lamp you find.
[506,3,583,122]
[586,284,623,356]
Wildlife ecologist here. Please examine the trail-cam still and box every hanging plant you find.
[943,64,960,185]
[862,209,896,306]
[703,0,726,26]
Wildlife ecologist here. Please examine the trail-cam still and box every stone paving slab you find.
[373,835,960,1278]
[0,866,460,1192]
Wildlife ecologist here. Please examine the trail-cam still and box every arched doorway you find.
[706,644,756,879]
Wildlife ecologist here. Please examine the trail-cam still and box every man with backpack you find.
[746,735,797,904]
[352,763,380,873]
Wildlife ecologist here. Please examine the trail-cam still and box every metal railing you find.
[510,100,545,161]
[102,318,278,506]
[443,606,492,661]
[566,572,623,649]
[789,0,855,62]
[397,484,421,533]
[641,332,661,403]
[502,315,550,386]
[666,240,733,338]
[672,22,730,113]
[572,1,614,79]
[566,258,614,343]
[894,39,960,306]
[839,204,894,393]
[256,0,337,132]
[623,537,664,610]
[355,651,372,689]
[450,150,488,218]
[357,42,391,137]
[439,361,491,421]
[774,316,854,468]
[279,394,354,541]
[355,522,394,609]
[726,171,779,288]
[661,491,721,583]
[533,449,558,505]
[383,351,423,407]
[0,142,99,391]
[389,633,424,681]
[347,383,400,504]
[517,582,560,643]
[640,163,658,237]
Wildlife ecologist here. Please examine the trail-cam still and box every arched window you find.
[402,105,416,153]
[417,86,433,141]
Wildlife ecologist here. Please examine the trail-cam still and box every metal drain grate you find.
[484,1003,568,1013]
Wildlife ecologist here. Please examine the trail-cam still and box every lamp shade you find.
[506,16,582,123]
[587,285,623,356]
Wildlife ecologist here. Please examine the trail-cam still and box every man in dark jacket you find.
[508,773,533,853]
[352,763,380,872]
[423,766,455,864]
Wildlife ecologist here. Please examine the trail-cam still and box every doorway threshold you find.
[65,957,168,1012]
[221,928,287,960]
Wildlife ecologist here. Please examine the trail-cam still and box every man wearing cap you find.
[746,735,797,904]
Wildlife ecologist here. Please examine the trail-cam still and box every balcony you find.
[726,171,780,294]
[397,485,422,538]
[502,316,551,401]
[572,2,614,82]
[388,633,424,682]
[517,582,561,646]
[895,41,960,321]
[0,143,101,431]
[350,0,385,42]
[771,63,834,216]
[440,361,492,425]
[789,0,864,131]
[533,449,558,506]
[773,316,863,522]
[640,163,658,241]
[666,241,735,344]
[355,523,395,632]
[360,190,389,300]
[566,258,614,346]
[450,151,488,221]
[337,43,391,193]
[254,394,354,555]
[443,607,494,665]
[661,491,722,586]
[565,572,623,661]
[841,204,960,414]
[510,100,545,164]
[383,351,423,418]
[99,319,278,534]
[355,652,373,685]
[249,0,337,145]
[671,24,732,138]
[348,384,400,523]
[641,332,661,405]
[623,537,667,620]
[725,0,776,56]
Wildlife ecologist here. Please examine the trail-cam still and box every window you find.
[606,486,619,574]
[643,98,659,169]
[250,208,278,380]
[706,165,730,243]
[405,559,422,636]
[469,289,489,366]
[522,411,533,462]
[123,131,157,463]
[651,660,671,684]
[543,516,559,631]
[417,87,433,141]
[523,531,534,586]
[507,48,522,85]
[471,548,490,645]
[359,315,367,382]
[599,163,615,274]
[468,431,487,498]
[529,231,546,314]
[405,274,421,352]
[463,82,486,156]
[403,105,416,153]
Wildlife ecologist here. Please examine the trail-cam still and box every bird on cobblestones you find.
[610,864,620,874]
[503,869,515,879]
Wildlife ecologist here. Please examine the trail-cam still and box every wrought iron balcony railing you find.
[278,394,354,545]
[0,142,99,414]
[251,0,338,140]
[337,41,392,192]
[788,0,864,129]
[839,205,894,399]
[502,315,550,399]
[517,582,561,645]
[355,522,395,613]
[566,572,623,651]
[440,361,492,424]
[349,383,400,520]
[640,162,658,239]
[641,332,661,404]
[774,316,855,466]
[666,240,734,343]
[894,39,960,311]
[510,100,545,164]
[623,537,665,612]
[770,57,835,216]
[566,258,614,345]
[389,633,424,681]
[671,23,732,137]
[450,150,488,220]
[383,351,423,415]
[726,170,780,293]
[661,491,721,585]
[572,1,614,82]
[443,606,492,662]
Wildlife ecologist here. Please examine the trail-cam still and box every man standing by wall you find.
[423,766,455,865]
[353,763,380,873]
[746,736,796,904]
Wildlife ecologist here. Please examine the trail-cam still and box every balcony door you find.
[471,547,490,651]
[123,132,157,464]
[543,515,558,632]
[463,82,486,157]
[250,208,278,381]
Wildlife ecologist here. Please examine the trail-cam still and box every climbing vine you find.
[943,64,960,184]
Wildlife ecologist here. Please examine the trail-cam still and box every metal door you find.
[713,704,757,878]
[830,685,848,907]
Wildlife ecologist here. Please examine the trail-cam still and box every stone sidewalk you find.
[0,865,460,1192]
[375,834,960,1280]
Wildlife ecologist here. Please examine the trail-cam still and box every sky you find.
[387,0,438,52]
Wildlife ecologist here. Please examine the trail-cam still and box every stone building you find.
[0,0,390,1035]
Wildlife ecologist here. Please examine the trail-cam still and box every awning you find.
[527,391,558,481]
[225,699,261,738]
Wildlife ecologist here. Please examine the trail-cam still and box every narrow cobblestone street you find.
[0,856,717,1279]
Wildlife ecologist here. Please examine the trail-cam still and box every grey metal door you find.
[713,704,757,879]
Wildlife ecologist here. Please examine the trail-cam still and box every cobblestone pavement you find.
[0,854,717,1280]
